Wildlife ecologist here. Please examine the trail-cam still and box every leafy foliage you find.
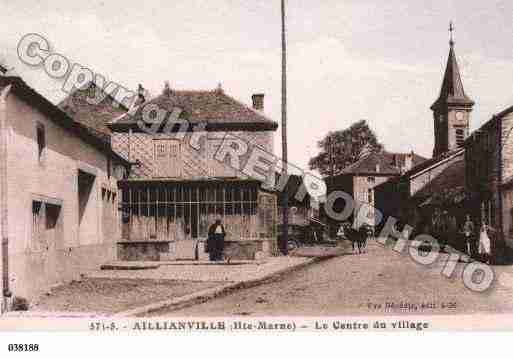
[308,120,383,176]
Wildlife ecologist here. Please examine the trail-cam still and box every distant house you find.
[107,84,279,261]
[324,151,426,234]
[0,70,129,310]
[375,149,465,235]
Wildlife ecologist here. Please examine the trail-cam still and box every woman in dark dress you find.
[207,219,226,261]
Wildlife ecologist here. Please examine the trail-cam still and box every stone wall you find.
[465,120,500,228]
[501,113,513,249]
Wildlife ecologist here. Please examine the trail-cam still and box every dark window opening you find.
[45,203,61,230]
[455,128,465,147]
[78,170,95,225]
[37,123,46,161]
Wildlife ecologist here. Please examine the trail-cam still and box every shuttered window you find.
[154,139,181,178]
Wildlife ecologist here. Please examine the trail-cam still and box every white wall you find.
[3,91,122,300]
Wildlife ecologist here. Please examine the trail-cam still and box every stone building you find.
[107,84,279,261]
[0,70,129,310]
[465,106,513,257]
[375,149,465,241]
[324,151,426,234]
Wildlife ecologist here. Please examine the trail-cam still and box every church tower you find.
[431,23,474,158]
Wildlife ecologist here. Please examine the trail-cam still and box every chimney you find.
[132,84,146,108]
[404,151,414,172]
[163,81,172,97]
[252,93,265,111]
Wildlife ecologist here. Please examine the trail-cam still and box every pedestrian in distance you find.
[462,214,475,258]
[478,222,492,264]
[207,218,226,261]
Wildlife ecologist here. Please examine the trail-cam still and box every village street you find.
[153,241,513,317]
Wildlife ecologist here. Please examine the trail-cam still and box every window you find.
[368,189,373,204]
[36,122,46,161]
[455,127,465,147]
[32,201,43,251]
[32,200,62,251]
[78,170,95,225]
[367,177,376,183]
[154,139,181,178]
[102,188,117,240]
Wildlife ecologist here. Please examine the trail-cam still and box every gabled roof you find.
[464,104,513,147]
[379,148,464,190]
[58,82,129,145]
[108,88,278,132]
[404,148,463,180]
[0,75,129,166]
[412,155,465,203]
[337,151,428,176]
[431,44,474,110]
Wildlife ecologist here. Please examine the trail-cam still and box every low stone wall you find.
[223,240,276,260]
[117,241,171,261]
[117,238,278,262]
[9,242,117,302]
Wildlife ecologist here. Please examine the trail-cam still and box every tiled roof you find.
[405,148,462,178]
[431,44,474,110]
[109,88,278,132]
[58,83,129,145]
[339,151,428,175]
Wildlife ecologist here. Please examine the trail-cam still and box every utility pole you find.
[280,0,289,255]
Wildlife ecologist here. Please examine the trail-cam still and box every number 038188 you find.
[8,344,39,352]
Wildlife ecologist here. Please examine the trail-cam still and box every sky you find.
[1,0,513,171]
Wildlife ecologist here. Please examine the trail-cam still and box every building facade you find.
[0,72,129,309]
[324,151,426,234]
[108,85,279,260]
[465,106,513,257]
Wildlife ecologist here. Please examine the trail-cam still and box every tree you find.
[309,120,383,177]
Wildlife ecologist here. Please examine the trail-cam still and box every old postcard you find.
[1,0,513,342]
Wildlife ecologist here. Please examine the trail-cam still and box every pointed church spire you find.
[431,22,474,110]
[449,21,455,47]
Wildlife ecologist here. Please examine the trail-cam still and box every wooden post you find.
[281,0,289,255]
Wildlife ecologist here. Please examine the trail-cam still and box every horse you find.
[346,223,372,254]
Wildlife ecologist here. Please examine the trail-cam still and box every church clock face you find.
[456,111,464,121]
